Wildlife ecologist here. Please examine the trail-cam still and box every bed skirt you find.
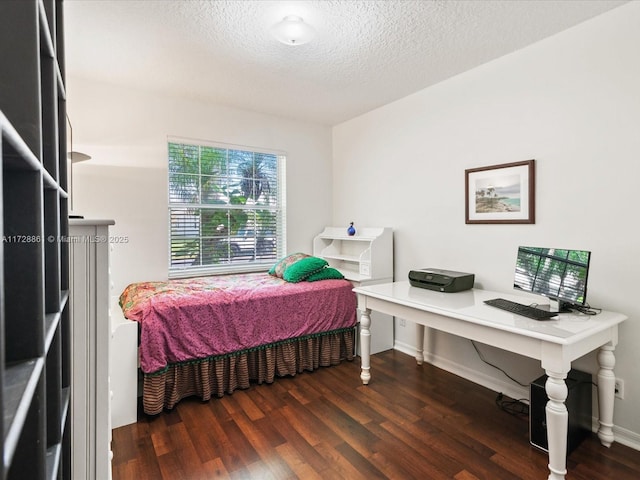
[142,327,356,415]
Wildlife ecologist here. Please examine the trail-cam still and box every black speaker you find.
[529,369,592,454]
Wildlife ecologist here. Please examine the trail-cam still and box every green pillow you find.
[283,256,328,283]
[269,252,309,278]
[305,267,345,282]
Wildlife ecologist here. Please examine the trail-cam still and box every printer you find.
[408,268,475,293]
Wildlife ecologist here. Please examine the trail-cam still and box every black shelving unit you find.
[1,1,70,479]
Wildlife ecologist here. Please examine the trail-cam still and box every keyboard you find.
[483,298,558,320]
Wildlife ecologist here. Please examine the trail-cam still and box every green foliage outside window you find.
[168,141,282,274]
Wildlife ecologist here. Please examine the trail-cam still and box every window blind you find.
[168,138,286,277]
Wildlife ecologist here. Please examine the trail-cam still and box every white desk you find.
[353,281,627,480]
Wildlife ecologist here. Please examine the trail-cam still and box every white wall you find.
[68,79,334,300]
[73,165,167,298]
[333,2,640,447]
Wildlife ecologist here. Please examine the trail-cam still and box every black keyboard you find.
[484,298,558,320]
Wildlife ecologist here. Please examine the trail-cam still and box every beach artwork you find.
[474,174,521,213]
[465,160,535,224]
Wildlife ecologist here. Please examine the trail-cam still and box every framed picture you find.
[465,160,535,224]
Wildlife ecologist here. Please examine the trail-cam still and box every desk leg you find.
[360,307,371,385]
[597,345,616,447]
[545,372,568,480]
[415,323,424,365]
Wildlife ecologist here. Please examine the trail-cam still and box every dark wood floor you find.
[112,350,640,479]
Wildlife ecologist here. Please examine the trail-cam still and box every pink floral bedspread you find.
[119,272,357,374]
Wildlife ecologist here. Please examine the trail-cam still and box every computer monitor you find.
[514,246,591,312]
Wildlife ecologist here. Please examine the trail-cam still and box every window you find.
[168,138,286,277]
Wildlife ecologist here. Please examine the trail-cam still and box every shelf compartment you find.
[2,358,44,470]
[3,169,45,362]
[44,384,71,480]
[59,199,69,291]
[44,312,61,352]
[57,97,67,191]
[317,234,379,241]
[45,325,62,447]
[6,370,46,480]
[60,297,70,390]
[40,24,58,178]
[0,0,42,156]
[1,113,41,172]
[44,188,61,313]
[319,241,371,261]
[320,253,363,262]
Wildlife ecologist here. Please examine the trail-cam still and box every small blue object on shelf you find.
[347,222,356,236]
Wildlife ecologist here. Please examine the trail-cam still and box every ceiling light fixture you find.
[270,15,316,46]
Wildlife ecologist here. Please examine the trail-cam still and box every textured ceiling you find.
[64,0,628,126]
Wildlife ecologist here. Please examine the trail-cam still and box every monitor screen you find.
[514,246,591,307]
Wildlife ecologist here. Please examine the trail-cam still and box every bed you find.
[119,266,357,415]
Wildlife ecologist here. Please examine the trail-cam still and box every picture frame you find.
[465,160,535,224]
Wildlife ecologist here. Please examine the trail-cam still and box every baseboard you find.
[610,424,640,451]
[392,341,640,451]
